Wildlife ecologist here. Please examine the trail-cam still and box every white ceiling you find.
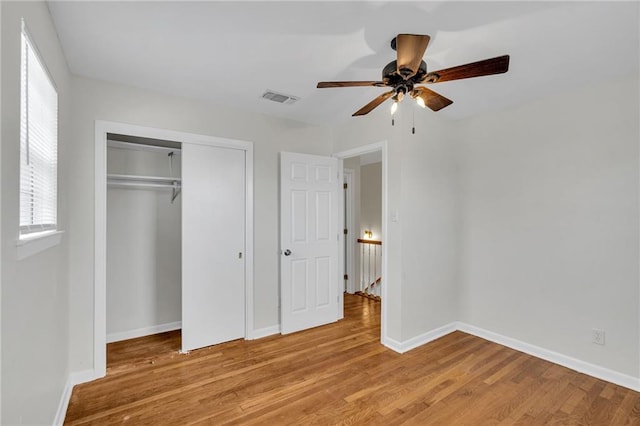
[47,1,639,126]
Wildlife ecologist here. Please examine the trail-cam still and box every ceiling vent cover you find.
[261,90,299,105]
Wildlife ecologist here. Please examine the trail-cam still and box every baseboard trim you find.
[248,324,281,340]
[53,375,73,426]
[383,322,458,354]
[70,369,100,385]
[106,321,182,343]
[382,336,404,353]
[456,322,640,392]
[53,369,98,426]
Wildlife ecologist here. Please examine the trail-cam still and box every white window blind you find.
[19,23,58,237]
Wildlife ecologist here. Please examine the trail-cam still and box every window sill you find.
[16,230,64,260]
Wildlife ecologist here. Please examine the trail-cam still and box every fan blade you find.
[423,55,510,83]
[396,34,430,79]
[353,91,394,116]
[412,87,453,112]
[317,81,386,88]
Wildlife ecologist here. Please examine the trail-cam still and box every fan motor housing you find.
[382,60,428,86]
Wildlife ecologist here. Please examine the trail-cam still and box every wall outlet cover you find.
[592,328,605,345]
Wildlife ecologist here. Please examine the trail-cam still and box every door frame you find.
[343,169,356,294]
[94,120,254,378]
[333,141,388,344]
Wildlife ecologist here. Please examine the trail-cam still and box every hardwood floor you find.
[106,329,182,375]
[65,295,640,425]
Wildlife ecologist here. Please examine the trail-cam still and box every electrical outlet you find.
[592,328,605,345]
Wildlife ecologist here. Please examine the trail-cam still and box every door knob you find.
[284,249,292,256]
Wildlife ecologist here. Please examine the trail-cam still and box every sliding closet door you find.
[181,143,245,352]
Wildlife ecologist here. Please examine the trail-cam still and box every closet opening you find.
[94,120,254,380]
[106,133,183,372]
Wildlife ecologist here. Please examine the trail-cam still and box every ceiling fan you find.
[317,34,510,116]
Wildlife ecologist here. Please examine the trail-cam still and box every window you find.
[19,22,58,237]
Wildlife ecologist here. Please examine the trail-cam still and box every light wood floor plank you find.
[65,294,640,425]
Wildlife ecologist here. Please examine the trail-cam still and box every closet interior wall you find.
[106,139,182,343]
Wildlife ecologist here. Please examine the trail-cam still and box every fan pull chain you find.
[412,108,415,134]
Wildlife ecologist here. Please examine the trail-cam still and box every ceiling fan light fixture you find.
[392,90,405,103]
[390,88,406,115]
[315,33,510,118]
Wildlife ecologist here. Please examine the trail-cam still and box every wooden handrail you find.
[357,239,382,246]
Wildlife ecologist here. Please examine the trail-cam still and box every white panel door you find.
[280,152,341,334]
[182,143,245,352]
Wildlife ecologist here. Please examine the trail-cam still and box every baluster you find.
[374,244,377,296]
[367,244,371,295]
[361,243,365,293]
[356,238,382,300]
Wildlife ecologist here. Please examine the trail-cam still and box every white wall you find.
[106,146,182,339]
[398,110,460,341]
[68,76,332,373]
[360,162,382,240]
[457,74,640,377]
[1,1,72,424]
[331,102,460,343]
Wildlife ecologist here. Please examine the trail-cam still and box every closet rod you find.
[107,175,182,203]
[107,181,181,190]
[107,173,181,184]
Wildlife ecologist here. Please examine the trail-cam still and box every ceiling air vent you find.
[261,90,299,105]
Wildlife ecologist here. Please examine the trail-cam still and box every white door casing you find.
[344,169,356,294]
[280,152,342,334]
[332,141,388,347]
[182,143,245,352]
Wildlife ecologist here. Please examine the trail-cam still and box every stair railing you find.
[356,238,382,299]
